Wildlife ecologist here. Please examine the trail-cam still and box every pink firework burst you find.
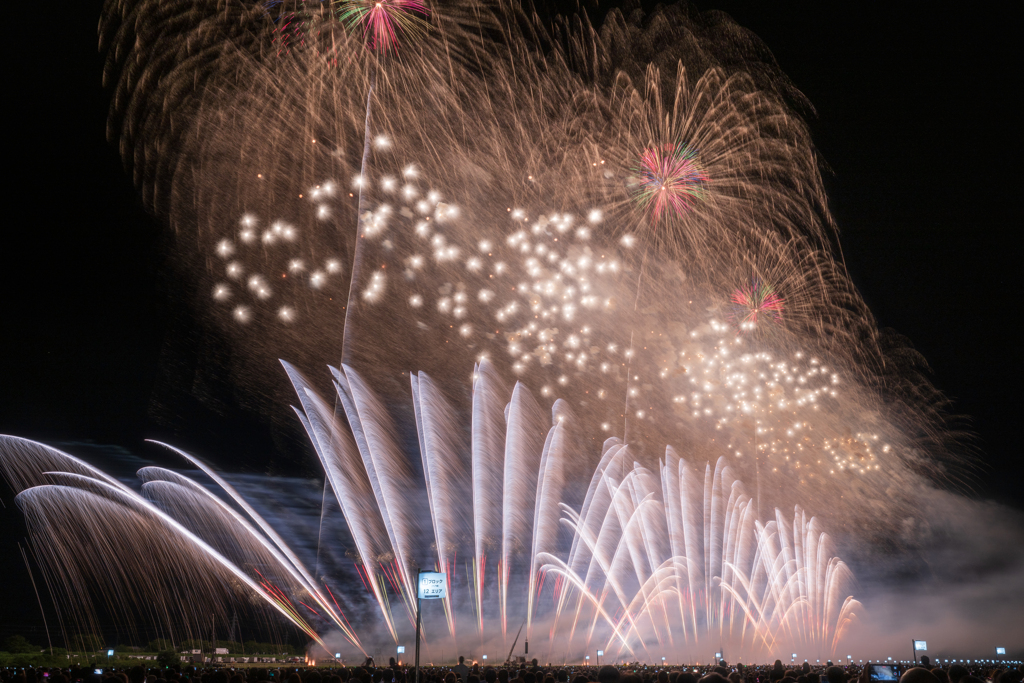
[337,0,430,53]
[634,143,709,222]
[731,278,784,327]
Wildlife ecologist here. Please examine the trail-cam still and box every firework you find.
[209,194,346,326]
[731,277,785,329]
[84,0,966,659]
[205,152,899,494]
[0,360,862,658]
[336,0,430,53]
[633,143,709,223]
[0,436,360,655]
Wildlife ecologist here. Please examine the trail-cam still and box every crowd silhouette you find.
[3,655,1022,683]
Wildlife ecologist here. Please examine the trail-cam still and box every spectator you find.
[899,670,938,683]
[454,659,470,683]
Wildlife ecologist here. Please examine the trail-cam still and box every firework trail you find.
[336,0,430,364]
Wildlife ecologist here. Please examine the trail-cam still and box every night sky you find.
[3,0,1021,649]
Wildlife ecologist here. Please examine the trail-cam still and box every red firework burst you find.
[731,278,784,328]
[634,143,709,222]
[336,0,430,53]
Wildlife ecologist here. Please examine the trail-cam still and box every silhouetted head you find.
[825,667,845,683]
[948,667,968,683]
[699,674,730,683]
[899,669,938,683]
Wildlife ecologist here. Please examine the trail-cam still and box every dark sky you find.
[2,0,1021,648]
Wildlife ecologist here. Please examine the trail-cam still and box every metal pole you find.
[415,571,422,683]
